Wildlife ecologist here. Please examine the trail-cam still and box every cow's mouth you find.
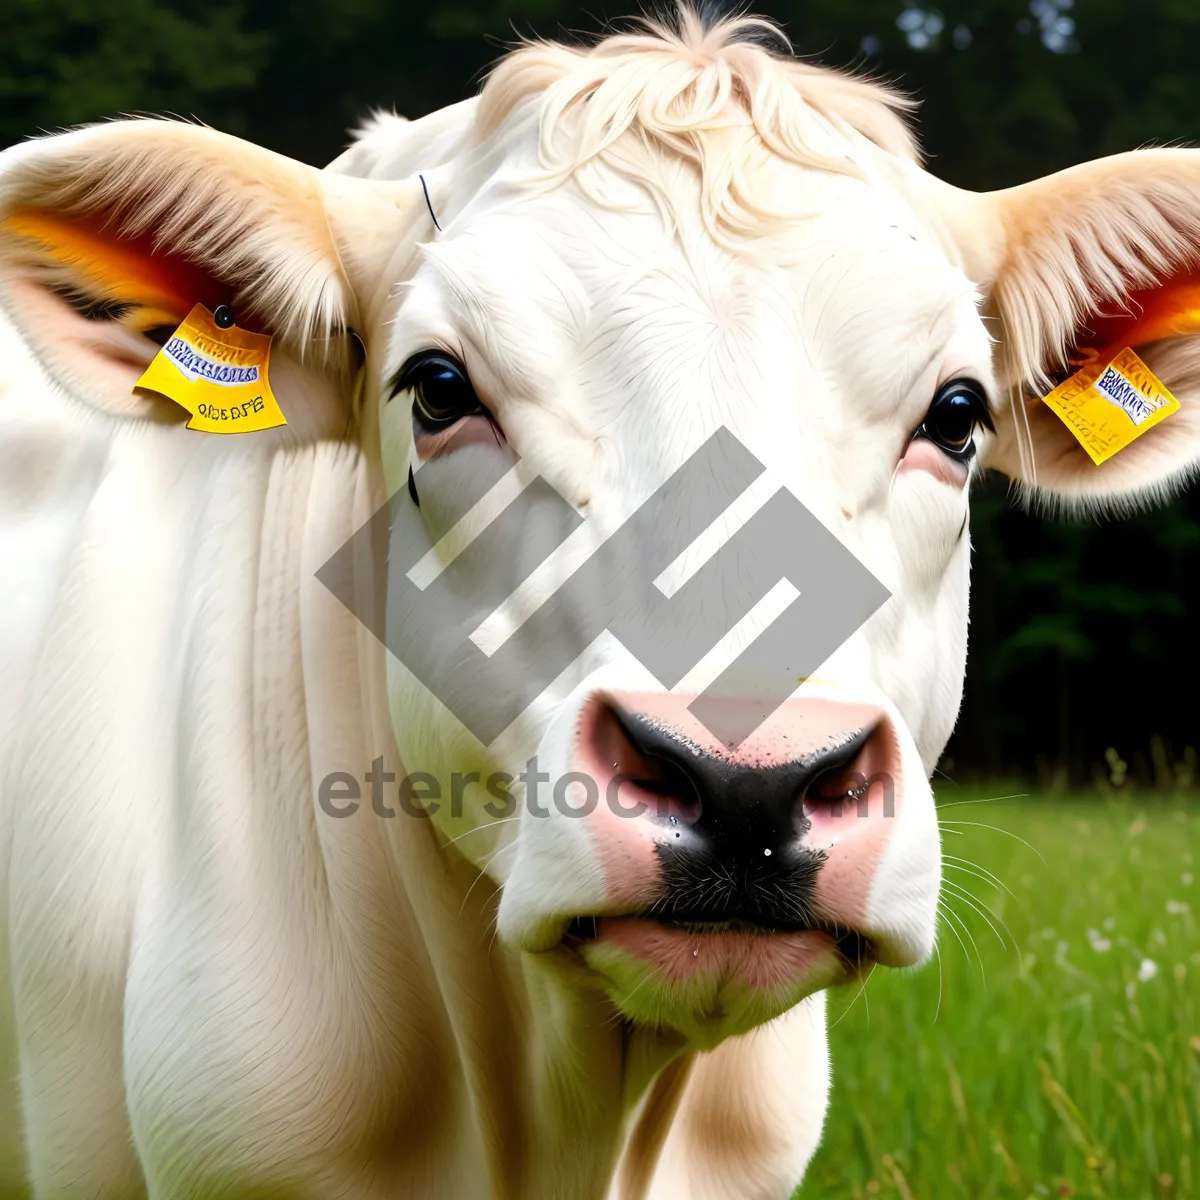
[562,913,875,978]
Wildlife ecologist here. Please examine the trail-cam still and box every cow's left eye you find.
[914,379,993,460]
[392,351,485,429]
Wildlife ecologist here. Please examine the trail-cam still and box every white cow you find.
[1,10,1198,1198]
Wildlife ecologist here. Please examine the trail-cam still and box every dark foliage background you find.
[4,0,1199,783]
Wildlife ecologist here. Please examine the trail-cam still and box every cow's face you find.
[375,152,981,1043]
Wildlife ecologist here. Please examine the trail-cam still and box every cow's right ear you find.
[0,120,418,425]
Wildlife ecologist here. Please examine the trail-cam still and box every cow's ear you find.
[933,150,1200,509]
[0,120,414,424]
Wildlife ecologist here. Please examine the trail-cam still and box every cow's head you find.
[339,14,1200,1045]
[4,12,1200,1051]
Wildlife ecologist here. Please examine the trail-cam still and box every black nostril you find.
[594,704,703,822]
[802,736,881,811]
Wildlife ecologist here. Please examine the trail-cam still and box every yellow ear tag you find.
[134,303,286,434]
[1040,346,1179,466]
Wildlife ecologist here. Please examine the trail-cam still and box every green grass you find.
[802,792,1200,1200]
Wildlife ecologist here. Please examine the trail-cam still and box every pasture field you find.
[803,792,1199,1200]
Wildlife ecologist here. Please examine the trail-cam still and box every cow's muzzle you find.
[562,690,928,984]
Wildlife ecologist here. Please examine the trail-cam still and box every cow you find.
[1,9,1198,1198]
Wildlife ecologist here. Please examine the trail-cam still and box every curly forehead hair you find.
[477,6,919,242]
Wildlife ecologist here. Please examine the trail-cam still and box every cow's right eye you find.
[913,378,993,461]
[392,351,485,429]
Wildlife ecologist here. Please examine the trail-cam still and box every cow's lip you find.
[561,913,875,980]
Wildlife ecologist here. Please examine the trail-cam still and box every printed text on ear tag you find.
[134,303,286,434]
[1040,346,1179,466]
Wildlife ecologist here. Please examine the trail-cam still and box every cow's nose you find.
[595,703,873,862]
[576,691,905,932]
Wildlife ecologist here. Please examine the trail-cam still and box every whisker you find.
[944,877,1025,970]
[941,879,1008,951]
[943,854,1020,902]
[937,820,1046,865]
[935,900,972,973]
[932,938,943,1025]
[935,792,1028,811]
[939,898,984,986]
[459,841,515,916]
[475,882,504,947]
[441,815,522,848]
[829,971,871,1031]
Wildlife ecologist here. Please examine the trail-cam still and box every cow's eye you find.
[392,351,484,428]
[914,379,993,460]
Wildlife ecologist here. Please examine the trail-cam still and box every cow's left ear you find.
[0,120,417,424]
[931,150,1200,508]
